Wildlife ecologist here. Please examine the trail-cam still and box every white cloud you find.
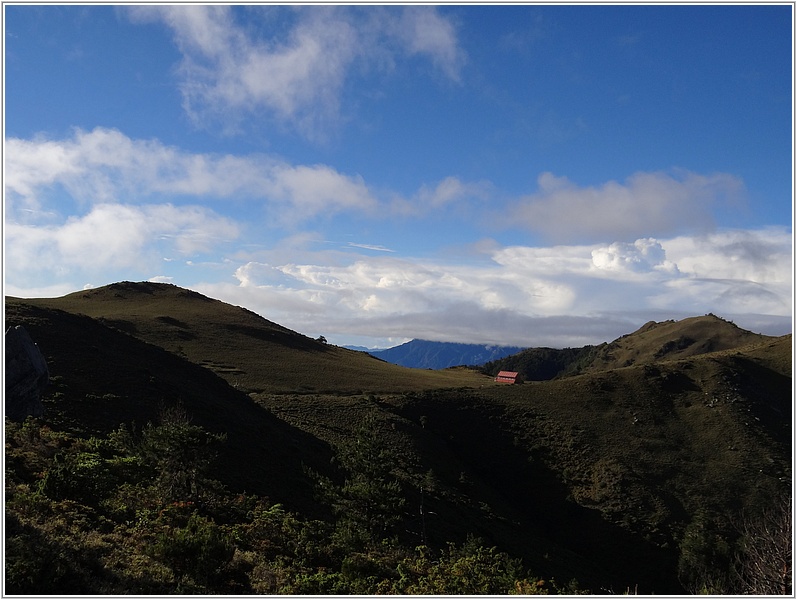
[10,129,755,244]
[149,276,175,284]
[5,203,239,282]
[5,127,788,346]
[510,169,745,243]
[591,238,679,275]
[492,243,595,276]
[196,228,790,347]
[664,228,791,284]
[649,228,793,317]
[653,278,788,317]
[3,282,84,299]
[5,128,378,221]
[4,136,83,208]
[126,5,465,139]
[389,176,491,217]
[267,163,376,218]
[392,7,466,82]
[5,128,499,229]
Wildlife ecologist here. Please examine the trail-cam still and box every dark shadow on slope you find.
[396,390,686,594]
[223,323,331,353]
[5,301,335,517]
[154,315,190,329]
[727,355,792,447]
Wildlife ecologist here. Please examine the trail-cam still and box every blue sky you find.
[4,4,793,348]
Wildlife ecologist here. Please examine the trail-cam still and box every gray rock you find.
[5,325,49,421]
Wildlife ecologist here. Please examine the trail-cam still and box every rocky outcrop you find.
[5,325,48,421]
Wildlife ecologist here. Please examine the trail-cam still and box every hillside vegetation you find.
[5,282,792,594]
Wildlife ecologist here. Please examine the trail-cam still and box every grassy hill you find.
[582,314,772,372]
[11,281,489,395]
[5,281,792,594]
[483,314,774,382]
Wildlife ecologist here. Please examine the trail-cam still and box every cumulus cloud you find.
[5,127,378,221]
[510,169,745,243]
[5,203,239,282]
[664,228,791,284]
[267,163,376,218]
[246,254,576,319]
[3,282,85,299]
[591,238,679,275]
[126,5,465,139]
[149,276,175,284]
[5,126,787,346]
[195,228,791,347]
[649,228,792,317]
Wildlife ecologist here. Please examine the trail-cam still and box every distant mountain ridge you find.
[361,339,527,369]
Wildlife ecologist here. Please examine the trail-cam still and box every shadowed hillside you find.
[482,345,597,381]
[5,282,791,594]
[4,299,334,514]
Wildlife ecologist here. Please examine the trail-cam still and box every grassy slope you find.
[14,281,491,395]
[5,281,791,593]
[583,314,772,372]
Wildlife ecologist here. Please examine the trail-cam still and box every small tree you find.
[311,413,406,549]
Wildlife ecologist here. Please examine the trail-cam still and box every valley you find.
[5,281,792,594]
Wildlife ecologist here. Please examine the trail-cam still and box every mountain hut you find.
[495,370,521,384]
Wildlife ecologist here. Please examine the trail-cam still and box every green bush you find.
[149,512,235,589]
[393,538,530,594]
[39,450,115,505]
[677,511,736,594]
[137,405,227,503]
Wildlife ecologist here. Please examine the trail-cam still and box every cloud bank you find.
[196,227,791,347]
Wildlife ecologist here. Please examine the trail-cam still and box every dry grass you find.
[12,282,492,395]
[583,314,772,372]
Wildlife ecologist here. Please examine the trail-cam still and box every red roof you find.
[495,371,520,383]
[496,371,519,378]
